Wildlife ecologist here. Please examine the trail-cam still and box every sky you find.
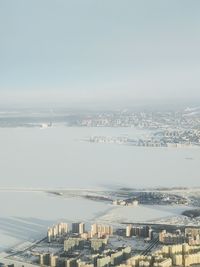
[0,0,200,108]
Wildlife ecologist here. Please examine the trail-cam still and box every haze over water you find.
[0,126,199,189]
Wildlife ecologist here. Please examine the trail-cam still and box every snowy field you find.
[0,191,110,251]
[0,126,200,189]
[95,204,193,226]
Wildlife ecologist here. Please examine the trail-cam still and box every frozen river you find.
[0,126,199,251]
[0,126,199,188]
[0,191,110,251]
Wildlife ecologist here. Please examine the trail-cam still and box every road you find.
[140,238,159,256]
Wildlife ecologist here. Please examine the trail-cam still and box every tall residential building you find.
[47,222,68,242]
[126,225,132,237]
[72,222,85,234]
[91,224,113,238]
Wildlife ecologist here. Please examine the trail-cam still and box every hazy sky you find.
[0,0,200,107]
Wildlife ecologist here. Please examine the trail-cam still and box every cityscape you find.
[3,220,200,267]
[1,1,200,267]
[1,186,200,267]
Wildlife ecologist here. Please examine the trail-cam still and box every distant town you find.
[1,107,200,147]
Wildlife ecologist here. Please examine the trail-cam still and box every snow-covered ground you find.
[0,191,110,252]
[95,204,194,226]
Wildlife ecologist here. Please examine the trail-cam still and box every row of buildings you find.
[47,223,113,243]
[126,225,153,239]
[159,228,200,245]
[116,243,200,267]
[39,246,131,267]
[11,220,200,267]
